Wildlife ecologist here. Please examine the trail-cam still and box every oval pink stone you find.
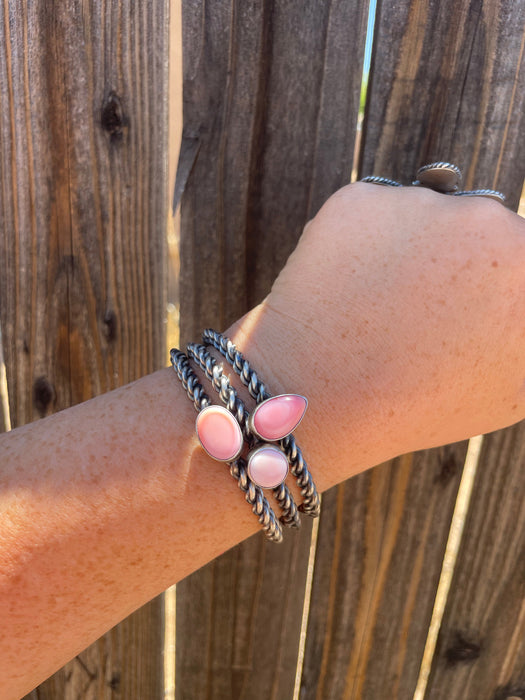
[252,394,307,441]
[247,445,289,489]
[196,405,243,461]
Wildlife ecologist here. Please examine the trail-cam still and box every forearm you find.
[0,305,388,698]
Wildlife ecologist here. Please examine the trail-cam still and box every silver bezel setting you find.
[414,161,462,192]
[247,443,290,489]
[247,393,308,441]
[195,404,244,463]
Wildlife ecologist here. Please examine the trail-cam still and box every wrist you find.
[225,299,395,492]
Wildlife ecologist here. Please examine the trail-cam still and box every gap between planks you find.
[413,434,484,700]
[163,1,183,698]
[293,505,322,700]
[0,322,12,432]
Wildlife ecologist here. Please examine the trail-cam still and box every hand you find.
[233,183,525,486]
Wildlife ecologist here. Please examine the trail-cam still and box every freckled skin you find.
[1,183,525,697]
[236,185,525,487]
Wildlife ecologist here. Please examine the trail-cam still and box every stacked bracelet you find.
[202,329,321,518]
[186,342,301,528]
[170,329,320,542]
[170,348,284,542]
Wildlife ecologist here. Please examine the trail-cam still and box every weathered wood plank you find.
[176,527,314,700]
[359,0,525,210]
[299,1,525,698]
[23,602,165,700]
[179,0,369,341]
[177,1,369,698]
[300,446,468,699]
[424,423,525,700]
[0,1,168,697]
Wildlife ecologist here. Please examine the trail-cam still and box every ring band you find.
[361,162,506,202]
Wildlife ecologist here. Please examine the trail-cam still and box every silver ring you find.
[361,161,506,202]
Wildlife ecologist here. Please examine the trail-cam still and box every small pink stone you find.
[247,445,289,489]
[196,405,243,461]
[252,394,307,441]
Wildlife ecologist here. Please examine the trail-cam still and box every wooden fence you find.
[0,0,524,698]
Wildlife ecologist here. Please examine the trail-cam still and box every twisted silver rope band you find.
[416,161,462,178]
[360,175,402,187]
[170,348,283,543]
[202,329,321,518]
[187,342,301,528]
[454,188,505,202]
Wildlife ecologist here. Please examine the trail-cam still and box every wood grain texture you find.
[24,602,165,700]
[176,525,314,700]
[179,0,369,341]
[424,423,525,700]
[0,1,168,697]
[177,2,369,698]
[359,0,525,210]
[299,1,525,698]
[299,445,468,700]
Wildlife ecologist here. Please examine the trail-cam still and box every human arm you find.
[1,183,524,697]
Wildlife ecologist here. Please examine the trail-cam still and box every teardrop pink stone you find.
[196,405,243,461]
[247,445,289,489]
[252,394,307,441]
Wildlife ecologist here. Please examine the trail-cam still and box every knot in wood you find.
[102,310,118,343]
[108,672,121,690]
[101,92,127,142]
[445,631,481,666]
[33,376,56,417]
[491,685,525,700]
[435,451,459,485]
